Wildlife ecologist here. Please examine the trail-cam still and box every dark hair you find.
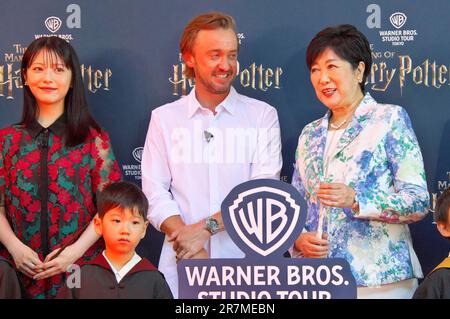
[435,187,450,239]
[180,12,237,79]
[97,181,149,220]
[21,36,100,147]
[306,24,372,93]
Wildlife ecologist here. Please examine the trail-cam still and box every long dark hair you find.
[21,36,100,147]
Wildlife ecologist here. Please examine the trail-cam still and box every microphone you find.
[204,130,214,143]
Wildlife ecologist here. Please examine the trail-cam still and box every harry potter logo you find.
[170,55,283,96]
[367,55,450,94]
[0,44,110,99]
[0,61,113,99]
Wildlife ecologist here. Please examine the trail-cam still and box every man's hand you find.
[191,248,209,259]
[169,220,210,260]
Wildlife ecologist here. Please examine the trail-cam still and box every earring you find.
[24,81,28,86]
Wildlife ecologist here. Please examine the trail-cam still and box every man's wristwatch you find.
[205,217,219,235]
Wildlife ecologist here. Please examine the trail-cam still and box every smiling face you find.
[184,27,238,98]
[94,207,148,256]
[310,47,364,112]
[25,49,72,112]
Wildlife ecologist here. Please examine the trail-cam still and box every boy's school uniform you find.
[413,255,450,299]
[57,253,173,299]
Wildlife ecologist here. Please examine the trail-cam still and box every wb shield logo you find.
[45,16,62,33]
[222,179,306,257]
[132,147,143,163]
[390,12,407,29]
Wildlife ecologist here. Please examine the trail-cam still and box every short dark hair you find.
[21,36,101,147]
[180,12,237,79]
[306,24,372,93]
[97,181,148,220]
[435,188,450,239]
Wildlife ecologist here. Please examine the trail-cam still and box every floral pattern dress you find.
[0,115,121,298]
[292,93,430,287]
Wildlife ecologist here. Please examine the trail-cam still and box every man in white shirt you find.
[142,12,282,298]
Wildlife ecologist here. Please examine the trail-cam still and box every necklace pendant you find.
[330,119,346,129]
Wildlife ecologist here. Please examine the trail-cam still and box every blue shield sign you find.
[178,179,357,299]
[222,179,306,257]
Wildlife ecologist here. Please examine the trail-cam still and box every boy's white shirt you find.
[102,250,142,283]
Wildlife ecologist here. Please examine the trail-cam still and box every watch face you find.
[207,218,219,234]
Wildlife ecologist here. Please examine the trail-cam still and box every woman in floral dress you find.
[291,25,429,298]
[0,37,121,298]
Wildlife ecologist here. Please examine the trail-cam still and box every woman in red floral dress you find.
[0,37,121,298]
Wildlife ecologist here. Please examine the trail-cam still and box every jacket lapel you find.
[431,257,450,274]
[302,113,328,192]
[314,115,329,181]
[328,93,376,160]
[87,253,114,273]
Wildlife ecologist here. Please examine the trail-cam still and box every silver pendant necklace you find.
[329,119,347,129]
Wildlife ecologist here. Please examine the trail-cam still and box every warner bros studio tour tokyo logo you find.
[177,179,356,299]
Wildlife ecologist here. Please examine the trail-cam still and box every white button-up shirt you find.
[102,251,142,283]
[142,86,282,297]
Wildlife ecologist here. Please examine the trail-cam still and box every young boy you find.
[0,256,22,298]
[413,187,450,299]
[57,181,173,299]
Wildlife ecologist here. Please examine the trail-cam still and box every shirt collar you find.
[187,86,238,118]
[321,92,377,124]
[87,252,156,273]
[102,251,142,283]
[26,113,68,139]
[353,92,377,118]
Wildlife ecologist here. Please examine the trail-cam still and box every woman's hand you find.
[317,183,356,208]
[294,231,329,258]
[33,245,80,280]
[10,242,44,278]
